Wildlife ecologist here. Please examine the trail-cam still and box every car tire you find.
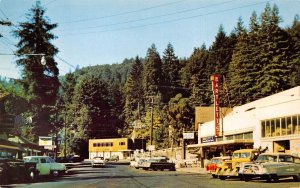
[219,176,226,180]
[29,171,36,181]
[52,170,59,177]
[293,174,300,182]
[212,174,217,179]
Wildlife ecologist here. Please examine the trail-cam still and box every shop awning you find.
[187,139,253,148]
[0,139,25,151]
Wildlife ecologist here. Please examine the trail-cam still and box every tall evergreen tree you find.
[256,4,292,96]
[13,2,60,136]
[287,15,300,86]
[143,44,163,97]
[123,56,144,136]
[161,43,180,102]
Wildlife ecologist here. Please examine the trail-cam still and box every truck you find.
[216,149,261,180]
[142,157,176,171]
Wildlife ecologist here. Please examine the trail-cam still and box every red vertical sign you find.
[211,74,221,137]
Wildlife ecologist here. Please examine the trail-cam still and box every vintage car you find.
[142,157,176,171]
[0,158,36,184]
[206,156,231,178]
[23,156,66,179]
[91,157,106,167]
[239,153,300,182]
[130,158,148,169]
[104,155,119,162]
[217,149,261,180]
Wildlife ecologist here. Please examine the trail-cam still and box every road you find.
[12,163,300,188]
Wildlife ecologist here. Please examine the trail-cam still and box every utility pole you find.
[64,110,67,160]
[150,96,154,145]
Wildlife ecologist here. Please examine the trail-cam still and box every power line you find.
[61,0,271,37]
[55,55,77,70]
[60,0,187,24]
[58,0,238,32]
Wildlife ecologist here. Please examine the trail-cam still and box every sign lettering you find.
[211,74,221,137]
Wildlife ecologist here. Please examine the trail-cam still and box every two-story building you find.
[88,138,146,159]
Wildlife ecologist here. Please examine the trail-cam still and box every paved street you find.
[9,163,300,188]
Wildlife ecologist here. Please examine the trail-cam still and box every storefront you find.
[191,86,300,166]
[88,138,146,159]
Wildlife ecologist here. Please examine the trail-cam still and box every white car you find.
[239,153,300,182]
[23,156,66,179]
[91,157,106,167]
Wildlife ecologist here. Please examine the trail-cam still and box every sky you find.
[0,0,299,79]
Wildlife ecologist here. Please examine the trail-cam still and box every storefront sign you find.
[211,74,221,137]
[183,132,194,139]
[39,136,52,146]
[202,136,216,143]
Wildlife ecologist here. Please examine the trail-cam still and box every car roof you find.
[24,156,49,158]
[211,156,231,159]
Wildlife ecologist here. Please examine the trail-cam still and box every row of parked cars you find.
[130,156,176,171]
[206,149,300,182]
[0,156,67,185]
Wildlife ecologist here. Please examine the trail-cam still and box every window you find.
[40,158,47,163]
[287,117,292,135]
[281,117,287,136]
[275,119,281,136]
[244,132,253,139]
[271,119,275,137]
[226,135,233,140]
[93,143,97,147]
[265,120,271,137]
[235,134,243,139]
[261,115,300,138]
[261,121,266,137]
[292,115,299,134]
[119,142,125,146]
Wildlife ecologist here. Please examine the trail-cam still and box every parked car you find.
[130,158,147,169]
[142,157,176,171]
[91,157,106,167]
[239,153,300,182]
[206,156,231,178]
[56,155,83,163]
[23,156,66,180]
[0,158,35,184]
[105,155,119,162]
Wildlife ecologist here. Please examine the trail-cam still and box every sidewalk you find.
[176,166,208,174]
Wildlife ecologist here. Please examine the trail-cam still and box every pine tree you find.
[256,4,292,96]
[161,43,180,102]
[143,44,163,97]
[123,56,144,136]
[13,2,60,136]
[287,15,300,86]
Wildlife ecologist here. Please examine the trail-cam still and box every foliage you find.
[13,2,60,136]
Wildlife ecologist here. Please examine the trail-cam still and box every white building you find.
[192,86,300,161]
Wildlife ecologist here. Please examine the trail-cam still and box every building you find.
[88,138,146,159]
[191,86,300,165]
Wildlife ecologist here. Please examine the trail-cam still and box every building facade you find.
[192,86,300,163]
[88,138,146,159]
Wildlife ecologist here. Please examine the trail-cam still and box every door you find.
[37,157,51,175]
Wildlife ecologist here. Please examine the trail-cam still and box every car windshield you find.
[232,152,250,159]
[94,157,103,160]
[256,155,277,162]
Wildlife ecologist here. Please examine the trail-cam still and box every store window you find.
[292,115,299,134]
[266,120,271,137]
[261,114,300,138]
[261,121,265,137]
[287,117,292,135]
[271,119,275,137]
[275,119,281,136]
[281,117,287,136]
[244,132,253,139]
